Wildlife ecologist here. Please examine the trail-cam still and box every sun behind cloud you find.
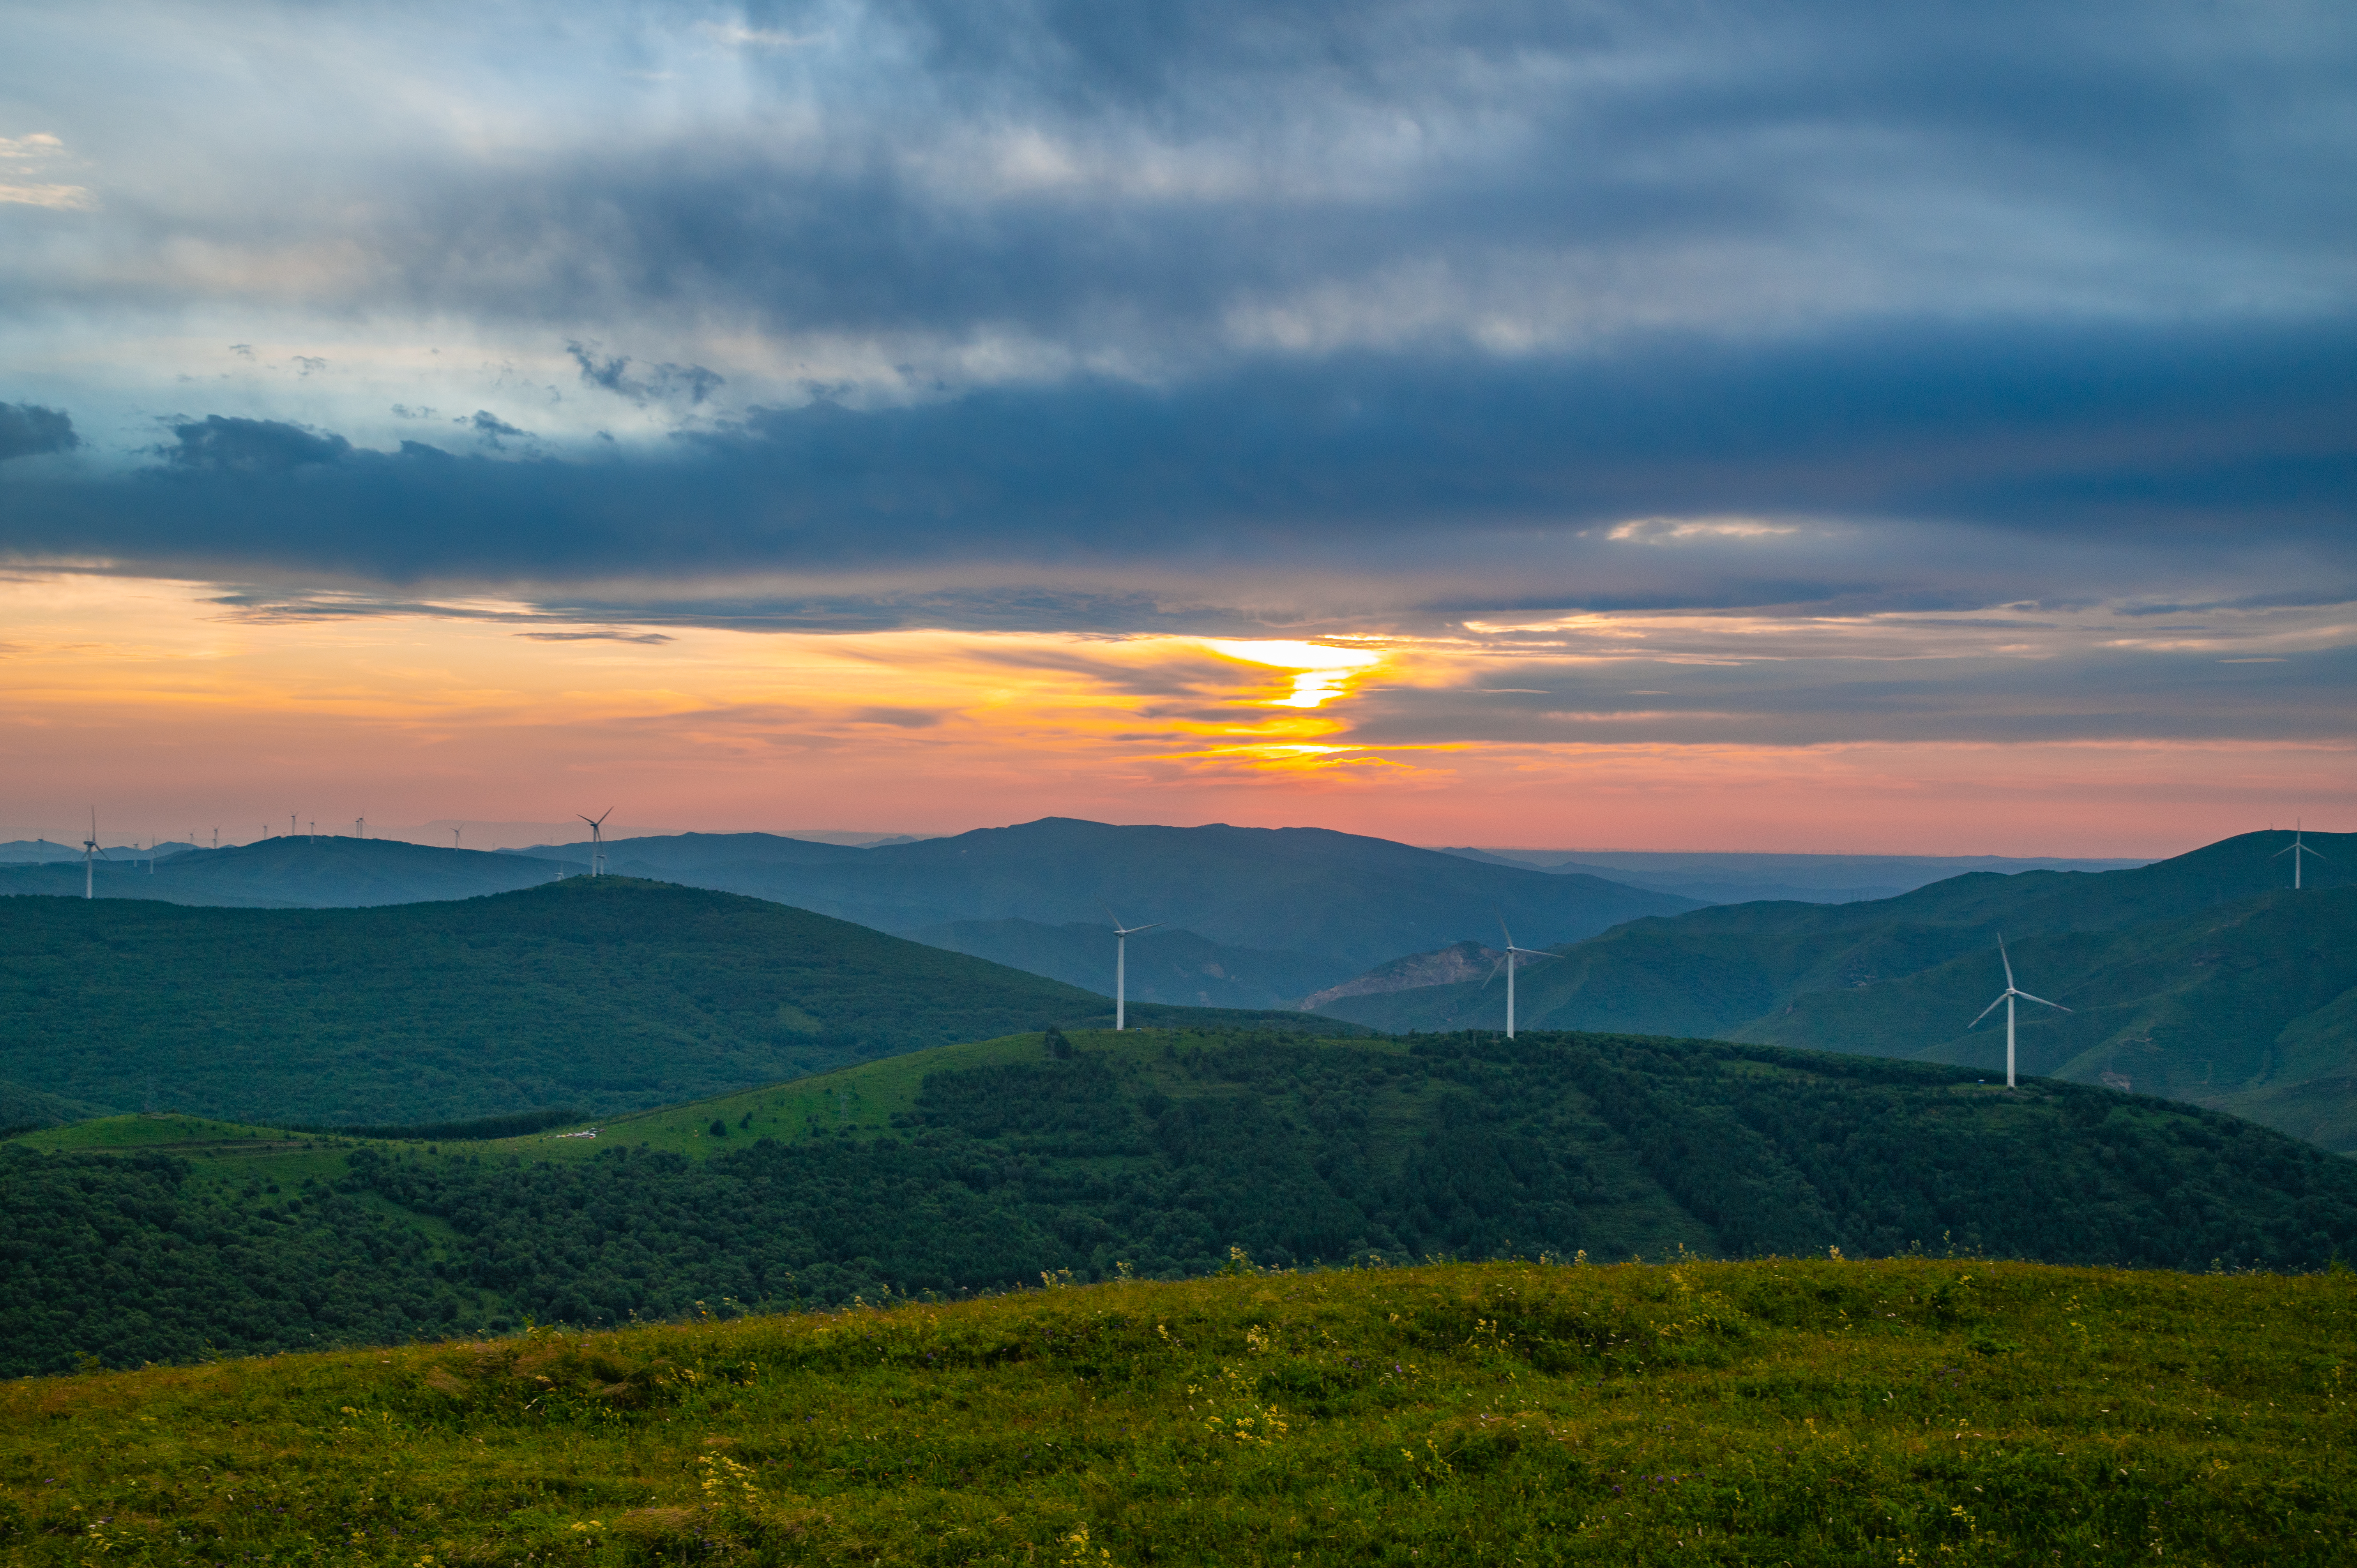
[1198,640,1385,709]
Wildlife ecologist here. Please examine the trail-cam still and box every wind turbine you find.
[452,825,463,848]
[579,809,613,876]
[1483,918,1559,1039]
[1967,935,2072,1089]
[80,810,109,899]
[1106,907,1161,1031]
[354,816,366,840]
[2275,823,2325,890]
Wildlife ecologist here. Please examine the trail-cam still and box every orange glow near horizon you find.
[0,572,2346,856]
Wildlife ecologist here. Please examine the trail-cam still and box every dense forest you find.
[9,1029,2356,1377]
[0,1146,488,1373]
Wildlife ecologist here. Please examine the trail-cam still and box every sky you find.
[2,0,2351,854]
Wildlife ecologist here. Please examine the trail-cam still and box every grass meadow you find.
[2,1256,2351,1565]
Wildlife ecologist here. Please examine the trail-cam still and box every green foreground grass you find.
[3,1259,2352,1565]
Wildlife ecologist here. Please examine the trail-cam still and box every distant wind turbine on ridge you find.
[1482,916,1560,1039]
[81,809,109,899]
[580,809,613,876]
[1106,906,1161,1031]
[2275,823,2325,890]
[1966,935,2072,1089]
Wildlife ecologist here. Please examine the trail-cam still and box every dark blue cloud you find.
[163,416,351,474]
[0,404,78,462]
[4,316,2349,621]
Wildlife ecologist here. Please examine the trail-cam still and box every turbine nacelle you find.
[578,808,615,876]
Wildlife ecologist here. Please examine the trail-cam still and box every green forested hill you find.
[10,1026,2357,1376]
[1322,832,2357,1149]
[0,879,1346,1125]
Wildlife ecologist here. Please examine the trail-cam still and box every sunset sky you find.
[3,2,2350,853]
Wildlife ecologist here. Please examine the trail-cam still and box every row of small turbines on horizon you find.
[65,807,625,897]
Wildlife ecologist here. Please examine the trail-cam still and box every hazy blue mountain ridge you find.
[512,817,1702,976]
[907,918,1337,1010]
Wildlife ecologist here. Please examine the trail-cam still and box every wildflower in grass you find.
[1060,1522,1113,1565]
[699,1452,760,1501]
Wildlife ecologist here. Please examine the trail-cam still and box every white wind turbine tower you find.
[80,809,110,899]
[2275,823,2325,890]
[1483,917,1560,1039]
[580,809,613,876]
[1967,934,2072,1089]
[1106,907,1161,1031]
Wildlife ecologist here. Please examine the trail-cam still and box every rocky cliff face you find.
[1299,940,1503,1010]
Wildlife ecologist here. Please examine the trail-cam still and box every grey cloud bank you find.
[0,0,2351,754]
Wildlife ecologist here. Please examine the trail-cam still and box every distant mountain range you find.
[1322,830,2357,1151]
[503,819,1704,986]
[1436,847,2152,905]
[0,820,1700,1003]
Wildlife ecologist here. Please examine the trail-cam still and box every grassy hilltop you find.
[11,1026,2357,1379]
[1,1259,2351,1565]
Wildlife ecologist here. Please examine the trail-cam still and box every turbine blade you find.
[1497,914,1516,950]
[1481,952,1506,989]
[2014,991,2071,1013]
[2274,843,2293,856]
[1967,993,2006,1029]
[1998,935,2014,989]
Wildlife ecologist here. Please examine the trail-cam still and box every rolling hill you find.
[11,1024,2357,1376]
[1322,830,2357,1148]
[0,879,1348,1126]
